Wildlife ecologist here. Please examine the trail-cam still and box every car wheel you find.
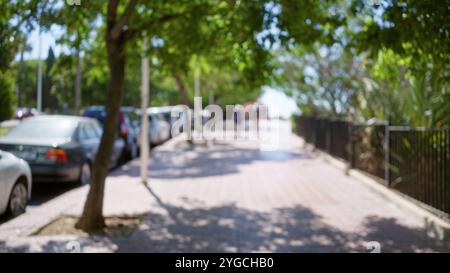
[79,162,92,185]
[7,179,28,217]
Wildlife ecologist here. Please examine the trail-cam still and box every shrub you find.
[0,72,16,121]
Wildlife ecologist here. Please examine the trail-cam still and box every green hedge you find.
[0,72,16,121]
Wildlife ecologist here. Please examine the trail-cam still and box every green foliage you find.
[273,44,364,118]
[277,0,345,47]
[0,127,11,137]
[0,1,39,119]
[29,0,282,111]
[5,0,348,114]
[12,59,38,108]
[275,42,449,127]
[353,0,450,127]
[354,0,450,66]
[0,1,39,72]
[48,53,77,112]
[0,72,17,121]
[275,0,450,127]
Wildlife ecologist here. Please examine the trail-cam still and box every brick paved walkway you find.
[1,122,449,252]
[111,123,449,252]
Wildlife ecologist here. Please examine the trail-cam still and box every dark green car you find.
[0,115,125,184]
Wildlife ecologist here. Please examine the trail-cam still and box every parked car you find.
[0,119,20,137]
[83,106,139,161]
[148,108,172,142]
[136,109,171,146]
[0,150,32,217]
[0,115,124,184]
[147,106,190,134]
[121,106,140,128]
[149,106,175,126]
[14,107,41,120]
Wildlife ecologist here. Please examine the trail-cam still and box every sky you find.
[20,27,68,60]
[259,87,299,119]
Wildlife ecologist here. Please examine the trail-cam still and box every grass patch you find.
[32,215,142,237]
[0,127,10,136]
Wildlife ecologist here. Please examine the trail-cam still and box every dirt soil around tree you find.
[32,215,142,237]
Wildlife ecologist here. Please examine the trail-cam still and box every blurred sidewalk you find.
[1,122,449,252]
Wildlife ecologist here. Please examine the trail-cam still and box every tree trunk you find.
[174,75,190,106]
[75,30,126,231]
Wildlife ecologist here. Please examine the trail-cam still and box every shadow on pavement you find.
[3,186,449,253]
[111,142,316,180]
[28,183,80,207]
[0,216,13,226]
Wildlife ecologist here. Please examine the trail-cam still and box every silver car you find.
[0,150,32,217]
[136,109,171,146]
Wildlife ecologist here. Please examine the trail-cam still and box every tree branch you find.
[123,12,186,41]
[107,0,119,23]
[123,28,139,41]
[157,13,180,24]
[110,0,138,40]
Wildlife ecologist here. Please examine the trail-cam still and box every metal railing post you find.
[349,123,355,169]
[326,119,331,153]
[384,124,390,187]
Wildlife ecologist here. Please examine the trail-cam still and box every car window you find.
[77,124,88,141]
[158,114,166,121]
[84,122,98,139]
[6,118,77,138]
[128,112,139,125]
[162,112,171,122]
[92,121,103,138]
[123,114,131,127]
[154,114,166,123]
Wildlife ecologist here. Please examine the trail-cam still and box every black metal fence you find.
[295,116,450,216]
[389,128,450,215]
[297,117,350,161]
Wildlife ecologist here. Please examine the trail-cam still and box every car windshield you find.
[6,118,77,139]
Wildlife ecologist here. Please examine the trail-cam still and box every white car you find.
[149,113,171,145]
[0,150,32,217]
[136,110,172,146]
